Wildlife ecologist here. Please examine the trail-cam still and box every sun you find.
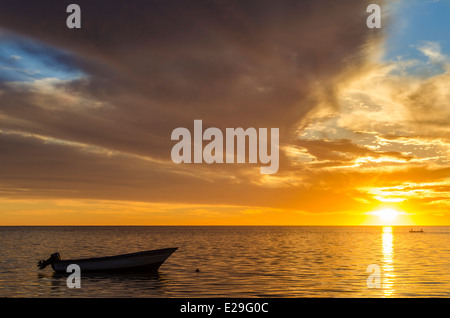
[372,208,401,222]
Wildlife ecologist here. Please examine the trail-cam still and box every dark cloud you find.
[0,0,380,129]
[0,0,386,209]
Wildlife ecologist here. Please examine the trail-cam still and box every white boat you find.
[38,248,178,273]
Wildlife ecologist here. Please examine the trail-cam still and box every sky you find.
[0,0,449,225]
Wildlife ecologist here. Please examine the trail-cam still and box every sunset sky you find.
[0,0,449,225]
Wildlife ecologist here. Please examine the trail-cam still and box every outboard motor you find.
[37,253,61,269]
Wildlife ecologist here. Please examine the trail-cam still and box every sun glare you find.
[372,208,401,222]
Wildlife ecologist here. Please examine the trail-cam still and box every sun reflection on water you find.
[382,226,395,297]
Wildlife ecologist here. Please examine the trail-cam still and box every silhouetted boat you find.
[409,229,423,233]
[38,247,178,273]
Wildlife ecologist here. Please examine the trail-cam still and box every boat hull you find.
[51,247,177,273]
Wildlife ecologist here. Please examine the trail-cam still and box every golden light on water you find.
[382,226,395,297]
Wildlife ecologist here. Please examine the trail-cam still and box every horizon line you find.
[0,224,445,227]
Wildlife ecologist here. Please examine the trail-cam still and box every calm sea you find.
[0,226,449,297]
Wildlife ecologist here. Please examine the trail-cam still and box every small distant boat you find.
[38,247,178,273]
[409,229,423,233]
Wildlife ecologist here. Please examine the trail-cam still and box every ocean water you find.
[0,226,449,297]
